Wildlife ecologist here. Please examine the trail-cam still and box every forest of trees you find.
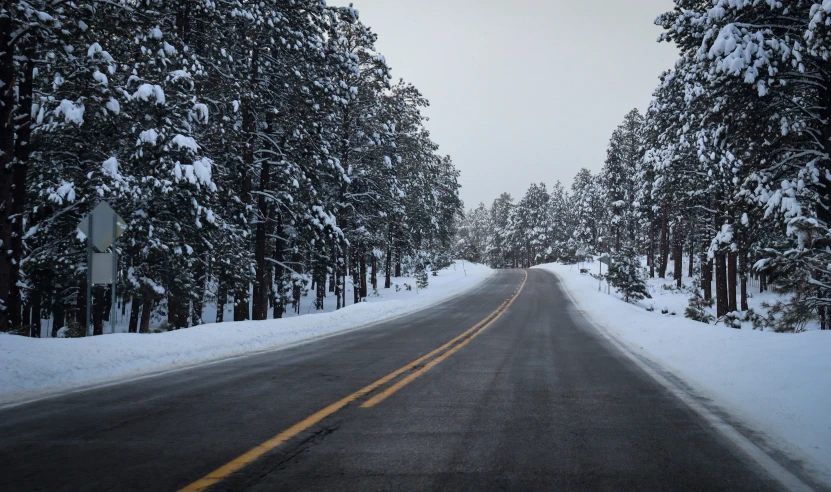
[456,0,831,332]
[0,1,462,336]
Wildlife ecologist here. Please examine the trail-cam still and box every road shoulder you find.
[535,265,829,491]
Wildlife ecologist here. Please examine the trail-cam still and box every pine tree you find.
[570,168,605,254]
[607,247,651,303]
[0,0,463,336]
[603,109,643,253]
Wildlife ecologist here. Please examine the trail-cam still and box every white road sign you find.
[77,201,127,251]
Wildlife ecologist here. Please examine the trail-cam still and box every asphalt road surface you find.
[0,269,791,491]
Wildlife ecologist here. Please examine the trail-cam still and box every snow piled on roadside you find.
[535,262,831,484]
[0,261,492,405]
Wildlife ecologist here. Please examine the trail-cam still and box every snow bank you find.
[0,261,492,406]
[535,262,831,484]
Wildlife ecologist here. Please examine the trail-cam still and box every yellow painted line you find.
[361,270,528,408]
[178,271,527,492]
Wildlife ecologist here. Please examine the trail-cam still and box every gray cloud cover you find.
[339,0,679,208]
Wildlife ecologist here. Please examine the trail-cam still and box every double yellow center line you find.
[180,270,528,492]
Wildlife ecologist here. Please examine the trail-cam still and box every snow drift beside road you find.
[535,262,831,485]
[0,261,492,406]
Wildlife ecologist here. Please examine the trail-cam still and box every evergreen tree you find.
[607,247,651,303]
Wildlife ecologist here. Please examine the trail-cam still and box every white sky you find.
[338,0,680,208]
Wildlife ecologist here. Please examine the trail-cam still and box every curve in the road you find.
[0,269,819,491]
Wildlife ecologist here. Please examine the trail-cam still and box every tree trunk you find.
[658,208,669,278]
[168,293,180,328]
[740,276,749,312]
[728,250,737,312]
[688,235,695,278]
[237,45,258,321]
[394,225,402,278]
[312,260,322,310]
[360,246,367,299]
[253,156,271,320]
[216,275,226,323]
[353,251,360,305]
[0,16,15,332]
[52,301,65,337]
[77,277,87,335]
[292,252,302,315]
[673,223,683,288]
[715,251,728,318]
[371,254,377,291]
[180,298,190,329]
[192,261,206,326]
[648,209,655,278]
[22,302,30,329]
[702,255,712,301]
[234,287,249,322]
[273,216,284,319]
[395,246,402,278]
[335,255,342,310]
[103,287,111,322]
[29,290,40,337]
[342,246,348,308]
[739,248,749,311]
[316,265,326,311]
[128,296,141,333]
[7,56,34,332]
[384,241,392,289]
[139,293,153,334]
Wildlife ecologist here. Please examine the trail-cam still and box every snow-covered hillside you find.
[536,262,831,484]
[0,261,492,406]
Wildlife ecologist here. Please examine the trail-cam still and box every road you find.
[0,269,787,491]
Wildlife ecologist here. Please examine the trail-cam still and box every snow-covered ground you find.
[536,261,831,485]
[0,261,492,406]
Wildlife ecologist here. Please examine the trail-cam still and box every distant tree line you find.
[456,0,831,332]
[1,1,461,336]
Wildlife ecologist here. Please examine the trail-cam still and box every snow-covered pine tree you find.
[602,109,643,253]
[456,203,491,264]
[325,17,395,307]
[118,6,216,330]
[1,0,463,335]
[544,181,573,262]
[570,168,605,255]
[488,193,514,268]
[657,0,831,323]
[607,247,651,303]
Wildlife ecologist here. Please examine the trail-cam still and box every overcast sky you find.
[338,0,680,209]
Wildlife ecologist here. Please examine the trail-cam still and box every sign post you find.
[86,214,92,336]
[112,213,117,334]
[78,201,127,335]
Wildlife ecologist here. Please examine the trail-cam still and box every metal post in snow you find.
[111,212,117,334]
[598,259,601,292]
[86,213,92,336]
